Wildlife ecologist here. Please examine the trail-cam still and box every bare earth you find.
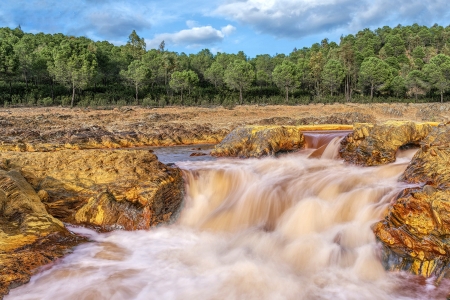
[0,103,449,151]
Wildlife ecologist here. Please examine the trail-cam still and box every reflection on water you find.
[6,139,449,300]
[147,144,216,164]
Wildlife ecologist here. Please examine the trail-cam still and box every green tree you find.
[272,60,299,102]
[390,76,407,97]
[253,54,275,87]
[48,39,97,107]
[406,70,428,100]
[423,54,450,102]
[125,30,146,60]
[190,49,213,81]
[309,51,325,97]
[383,34,406,57]
[204,62,224,89]
[224,60,255,105]
[359,57,391,99]
[170,70,199,104]
[321,59,345,96]
[120,60,150,104]
[338,42,356,101]
[0,38,19,99]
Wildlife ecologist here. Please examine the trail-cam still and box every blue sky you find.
[1,0,449,57]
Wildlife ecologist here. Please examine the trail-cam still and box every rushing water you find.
[6,135,450,300]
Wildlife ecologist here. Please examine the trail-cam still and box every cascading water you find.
[6,135,450,300]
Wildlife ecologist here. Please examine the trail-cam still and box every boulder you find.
[374,187,450,278]
[340,121,438,166]
[401,125,450,188]
[374,125,450,278]
[0,149,184,231]
[0,169,84,298]
[211,124,352,158]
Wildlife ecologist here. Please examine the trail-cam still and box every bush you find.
[38,97,53,106]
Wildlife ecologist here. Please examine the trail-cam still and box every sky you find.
[1,0,450,57]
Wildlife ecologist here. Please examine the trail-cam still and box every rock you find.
[374,125,450,279]
[190,152,207,157]
[211,125,304,157]
[0,149,184,231]
[254,112,375,126]
[401,125,450,188]
[374,187,450,278]
[340,121,438,166]
[211,124,353,158]
[0,169,84,298]
[0,124,229,152]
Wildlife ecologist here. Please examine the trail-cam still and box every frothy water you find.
[6,146,449,299]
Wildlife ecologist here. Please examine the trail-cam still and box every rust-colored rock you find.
[211,125,304,157]
[340,121,438,166]
[374,124,450,279]
[211,124,352,157]
[0,149,184,231]
[401,125,450,188]
[0,169,84,298]
[0,124,228,152]
[374,187,450,278]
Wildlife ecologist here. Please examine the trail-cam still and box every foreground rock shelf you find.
[0,149,184,230]
[0,169,85,297]
[0,149,184,298]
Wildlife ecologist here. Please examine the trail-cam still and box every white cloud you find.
[186,20,199,28]
[147,24,236,49]
[221,24,236,36]
[214,0,450,39]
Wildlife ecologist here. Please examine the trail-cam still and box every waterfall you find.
[6,144,449,300]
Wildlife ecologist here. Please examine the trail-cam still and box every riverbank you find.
[0,103,449,152]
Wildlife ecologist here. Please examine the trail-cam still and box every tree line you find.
[1,23,450,107]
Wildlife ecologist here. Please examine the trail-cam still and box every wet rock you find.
[340,121,438,166]
[374,187,450,278]
[190,152,207,157]
[374,125,450,279]
[211,125,305,157]
[211,124,352,157]
[401,125,450,189]
[0,169,84,298]
[0,149,184,231]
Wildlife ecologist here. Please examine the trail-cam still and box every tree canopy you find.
[2,24,450,107]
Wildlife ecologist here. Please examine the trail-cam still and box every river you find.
[6,133,450,299]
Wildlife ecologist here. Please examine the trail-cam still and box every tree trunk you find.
[370,84,374,100]
[135,83,139,105]
[181,88,183,105]
[51,79,54,102]
[345,75,349,101]
[285,86,289,103]
[441,90,444,103]
[239,87,243,105]
[71,83,75,107]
